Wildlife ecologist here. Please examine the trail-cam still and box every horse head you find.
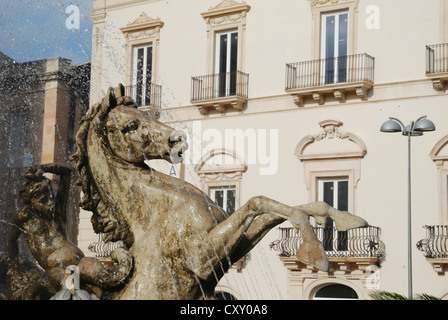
[72,84,188,245]
[103,84,188,165]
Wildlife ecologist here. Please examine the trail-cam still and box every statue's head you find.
[101,84,188,164]
[20,167,54,218]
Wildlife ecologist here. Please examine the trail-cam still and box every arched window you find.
[430,134,448,224]
[314,284,358,300]
[195,148,247,215]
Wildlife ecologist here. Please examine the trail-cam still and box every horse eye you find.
[122,121,138,134]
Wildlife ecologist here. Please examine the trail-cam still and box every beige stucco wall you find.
[83,0,448,299]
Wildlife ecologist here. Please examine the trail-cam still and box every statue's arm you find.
[7,212,24,266]
[39,163,72,177]
[40,164,72,223]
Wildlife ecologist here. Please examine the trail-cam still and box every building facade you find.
[0,53,90,256]
[83,0,448,299]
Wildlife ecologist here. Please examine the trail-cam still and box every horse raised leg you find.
[206,197,368,276]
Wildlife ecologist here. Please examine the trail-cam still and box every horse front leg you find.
[208,196,329,272]
[234,197,330,271]
[295,201,368,231]
[211,197,368,273]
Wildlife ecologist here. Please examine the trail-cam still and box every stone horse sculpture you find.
[68,84,368,299]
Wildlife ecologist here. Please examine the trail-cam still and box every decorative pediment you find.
[310,0,358,8]
[295,120,367,161]
[201,0,250,24]
[430,135,448,165]
[195,148,247,176]
[120,12,164,39]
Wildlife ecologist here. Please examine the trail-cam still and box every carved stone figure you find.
[5,164,132,299]
[65,84,368,299]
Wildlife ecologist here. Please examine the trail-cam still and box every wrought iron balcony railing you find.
[417,225,448,259]
[285,53,375,90]
[426,43,448,75]
[270,226,384,259]
[123,83,162,110]
[191,71,249,102]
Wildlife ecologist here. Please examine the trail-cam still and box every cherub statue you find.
[7,164,133,299]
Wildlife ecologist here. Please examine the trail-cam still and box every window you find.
[132,44,153,107]
[210,185,236,216]
[318,178,348,251]
[430,135,448,224]
[310,0,358,60]
[195,149,247,216]
[193,1,250,114]
[321,11,348,84]
[296,119,367,216]
[215,30,238,97]
[201,0,249,75]
[318,178,348,211]
[120,13,163,110]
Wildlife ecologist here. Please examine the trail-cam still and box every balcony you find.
[123,83,162,117]
[285,53,375,107]
[426,43,448,90]
[417,225,448,274]
[191,71,249,115]
[270,225,384,273]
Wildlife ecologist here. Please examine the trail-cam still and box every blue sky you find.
[0,0,92,64]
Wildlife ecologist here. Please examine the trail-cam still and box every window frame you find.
[296,120,367,217]
[430,135,448,224]
[317,177,349,211]
[132,43,153,106]
[317,176,350,253]
[209,185,237,215]
[310,0,359,60]
[201,1,250,76]
[120,13,163,94]
[195,148,247,215]
[320,10,349,84]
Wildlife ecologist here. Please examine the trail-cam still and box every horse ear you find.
[102,87,117,114]
[116,83,125,98]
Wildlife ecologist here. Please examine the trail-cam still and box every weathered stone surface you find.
[69,84,368,299]
[3,84,368,299]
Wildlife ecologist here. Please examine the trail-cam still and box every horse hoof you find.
[296,237,329,272]
[329,209,368,231]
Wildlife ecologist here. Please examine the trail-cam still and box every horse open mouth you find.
[168,131,188,164]
[168,152,183,164]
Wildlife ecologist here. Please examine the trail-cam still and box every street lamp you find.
[380,115,435,299]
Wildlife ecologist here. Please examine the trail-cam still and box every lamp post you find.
[380,115,435,299]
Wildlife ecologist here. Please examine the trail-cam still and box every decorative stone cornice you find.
[120,12,164,38]
[295,120,367,161]
[195,148,247,177]
[310,0,358,8]
[201,0,250,25]
[430,135,448,164]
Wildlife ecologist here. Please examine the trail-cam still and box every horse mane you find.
[70,85,136,246]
